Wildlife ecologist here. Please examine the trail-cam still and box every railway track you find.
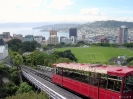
[21,65,52,82]
[21,65,83,99]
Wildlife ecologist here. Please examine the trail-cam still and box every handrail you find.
[22,70,66,99]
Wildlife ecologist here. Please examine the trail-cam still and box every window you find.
[89,72,94,85]
[56,67,63,76]
[100,74,107,88]
[73,70,82,81]
[94,73,99,86]
[81,71,89,83]
[63,68,74,79]
[107,75,122,92]
[123,76,133,93]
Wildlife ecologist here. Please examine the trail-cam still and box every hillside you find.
[81,20,133,28]
[33,23,79,32]
[33,20,133,32]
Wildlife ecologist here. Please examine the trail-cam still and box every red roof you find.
[54,63,133,76]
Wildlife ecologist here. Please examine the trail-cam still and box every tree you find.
[9,52,23,82]
[36,52,48,65]
[10,70,20,85]
[17,82,32,94]
[7,39,22,52]
[128,60,133,66]
[0,81,18,98]
[56,58,72,63]
[30,50,40,66]
[21,41,33,52]
[51,50,77,62]
[42,45,49,51]
[62,50,77,62]
[12,54,23,67]
[6,91,49,99]
[127,57,133,63]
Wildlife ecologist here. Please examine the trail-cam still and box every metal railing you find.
[37,65,55,72]
[22,70,66,99]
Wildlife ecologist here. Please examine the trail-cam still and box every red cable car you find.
[52,63,133,99]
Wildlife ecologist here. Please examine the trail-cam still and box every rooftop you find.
[54,63,133,76]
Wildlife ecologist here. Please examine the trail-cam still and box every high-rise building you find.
[50,30,57,36]
[47,36,59,45]
[69,28,77,38]
[47,29,59,45]
[60,36,66,43]
[118,25,128,45]
[2,32,10,39]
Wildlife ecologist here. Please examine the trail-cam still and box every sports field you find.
[56,46,133,63]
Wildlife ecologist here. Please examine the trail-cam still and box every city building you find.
[60,36,66,43]
[61,37,72,44]
[13,34,23,41]
[34,36,43,43]
[47,29,59,45]
[0,38,8,60]
[23,35,34,42]
[118,25,128,45]
[47,35,59,45]
[3,32,10,39]
[69,28,77,38]
[0,32,11,42]
[61,36,77,44]
[50,30,57,36]
[0,34,5,38]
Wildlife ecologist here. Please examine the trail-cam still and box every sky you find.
[0,0,133,23]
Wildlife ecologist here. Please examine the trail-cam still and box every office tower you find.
[3,32,10,39]
[50,30,57,36]
[118,25,128,45]
[47,29,58,45]
[69,28,77,38]
[60,36,66,42]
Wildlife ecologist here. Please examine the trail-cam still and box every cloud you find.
[48,0,73,10]
[80,8,101,15]
[0,0,50,23]
[0,0,133,23]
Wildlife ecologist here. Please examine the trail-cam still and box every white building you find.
[61,36,77,44]
[34,36,43,43]
[61,37,72,44]
[0,39,8,60]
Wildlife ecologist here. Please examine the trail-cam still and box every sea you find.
[0,27,69,40]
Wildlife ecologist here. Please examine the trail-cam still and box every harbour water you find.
[0,27,69,40]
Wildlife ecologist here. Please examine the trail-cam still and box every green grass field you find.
[56,46,133,63]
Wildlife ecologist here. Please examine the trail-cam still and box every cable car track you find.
[21,65,52,82]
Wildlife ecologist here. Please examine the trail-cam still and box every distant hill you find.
[80,20,133,28]
[33,23,79,32]
[33,20,133,32]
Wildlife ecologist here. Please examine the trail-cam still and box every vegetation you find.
[79,20,133,28]
[7,39,41,54]
[6,91,49,99]
[0,82,18,98]
[17,82,32,94]
[56,46,133,63]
